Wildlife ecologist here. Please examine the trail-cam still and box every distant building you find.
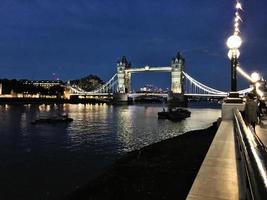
[139,84,164,93]
[0,83,2,95]
[23,80,64,89]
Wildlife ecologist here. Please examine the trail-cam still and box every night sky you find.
[0,0,266,91]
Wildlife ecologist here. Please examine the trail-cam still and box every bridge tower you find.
[171,52,185,94]
[116,56,131,93]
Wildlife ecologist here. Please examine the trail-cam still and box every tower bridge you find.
[116,53,185,95]
[68,52,254,102]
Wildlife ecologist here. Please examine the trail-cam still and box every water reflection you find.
[114,105,220,153]
[0,103,220,200]
[116,106,134,152]
[20,112,27,133]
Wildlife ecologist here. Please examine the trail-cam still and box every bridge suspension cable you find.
[183,71,227,95]
[69,74,118,94]
[183,71,253,96]
[90,74,118,93]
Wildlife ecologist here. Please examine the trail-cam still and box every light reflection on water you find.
[0,103,220,200]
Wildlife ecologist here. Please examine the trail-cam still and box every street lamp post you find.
[222,1,246,119]
[230,53,238,91]
[227,35,242,94]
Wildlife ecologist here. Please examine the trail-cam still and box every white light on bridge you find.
[145,65,150,71]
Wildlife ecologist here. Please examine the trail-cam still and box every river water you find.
[0,103,220,200]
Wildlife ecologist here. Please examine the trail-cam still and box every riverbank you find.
[66,121,218,200]
[0,97,110,104]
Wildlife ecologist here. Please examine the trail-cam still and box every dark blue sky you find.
[0,0,266,90]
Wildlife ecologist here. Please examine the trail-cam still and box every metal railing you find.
[233,108,267,200]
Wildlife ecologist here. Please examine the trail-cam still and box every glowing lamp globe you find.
[251,72,260,83]
[226,35,242,49]
[228,49,240,59]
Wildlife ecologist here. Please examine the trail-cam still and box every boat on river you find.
[31,114,73,124]
[158,108,191,121]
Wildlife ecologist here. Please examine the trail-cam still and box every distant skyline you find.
[0,0,266,90]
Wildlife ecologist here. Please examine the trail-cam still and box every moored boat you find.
[158,108,191,121]
[31,114,73,124]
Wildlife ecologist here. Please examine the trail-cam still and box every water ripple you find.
[0,103,220,200]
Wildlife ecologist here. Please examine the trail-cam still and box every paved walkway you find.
[255,116,267,146]
[186,120,240,200]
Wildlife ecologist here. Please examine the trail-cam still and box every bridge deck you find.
[186,120,240,200]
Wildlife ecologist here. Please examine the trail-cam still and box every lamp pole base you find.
[224,92,243,104]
